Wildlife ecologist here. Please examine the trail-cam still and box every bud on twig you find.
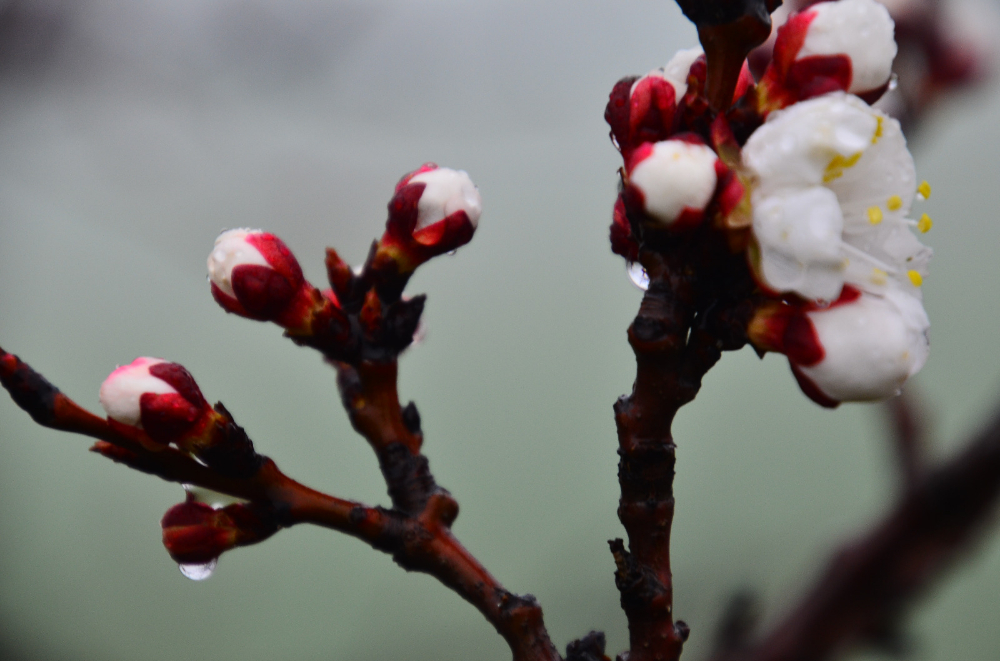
[375,164,482,275]
[99,358,215,449]
[208,229,335,336]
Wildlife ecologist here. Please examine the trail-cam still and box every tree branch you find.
[0,345,562,661]
[713,405,1000,661]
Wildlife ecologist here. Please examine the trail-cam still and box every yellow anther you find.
[917,213,933,233]
[917,180,931,199]
[872,116,884,144]
[871,268,888,285]
[907,270,923,286]
[823,152,862,183]
[886,195,902,211]
[867,206,883,224]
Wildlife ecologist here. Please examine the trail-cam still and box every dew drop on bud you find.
[626,261,649,291]
[178,558,217,581]
[446,250,457,256]
[887,73,899,91]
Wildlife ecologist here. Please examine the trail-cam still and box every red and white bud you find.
[402,165,481,241]
[626,139,720,228]
[99,357,211,445]
[771,0,897,100]
[379,164,482,271]
[208,229,314,328]
[750,287,929,407]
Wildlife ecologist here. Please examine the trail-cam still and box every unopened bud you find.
[99,358,212,447]
[625,138,720,229]
[208,229,326,333]
[379,164,482,273]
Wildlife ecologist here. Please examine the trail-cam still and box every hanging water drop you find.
[446,250,458,256]
[887,73,899,91]
[179,558,217,581]
[626,261,649,291]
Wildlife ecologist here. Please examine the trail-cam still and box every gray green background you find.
[1,0,999,659]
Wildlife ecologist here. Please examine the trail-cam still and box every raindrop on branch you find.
[626,261,649,291]
[179,559,217,581]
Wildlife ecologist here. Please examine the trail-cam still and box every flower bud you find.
[99,358,212,446]
[161,501,239,566]
[750,287,929,407]
[768,0,897,101]
[208,229,322,332]
[379,164,482,272]
[625,138,720,229]
[161,499,278,570]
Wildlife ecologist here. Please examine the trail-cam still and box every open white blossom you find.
[744,92,931,303]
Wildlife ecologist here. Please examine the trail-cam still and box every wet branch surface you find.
[612,243,753,661]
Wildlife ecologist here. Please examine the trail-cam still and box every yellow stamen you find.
[907,270,923,286]
[872,116,884,144]
[886,195,902,211]
[917,213,933,233]
[823,152,862,183]
[867,206,883,224]
[917,180,931,199]
[871,268,888,285]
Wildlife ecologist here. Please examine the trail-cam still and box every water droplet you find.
[626,261,649,291]
[446,250,457,256]
[179,559,217,581]
[887,73,899,91]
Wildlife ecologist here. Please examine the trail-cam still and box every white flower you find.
[792,0,897,94]
[793,287,929,403]
[408,167,482,231]
[99,357,175,426]
[627,139,719,227]
[743,92,931,303]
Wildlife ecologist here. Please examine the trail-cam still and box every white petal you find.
[744,93,878,196]
[798,288,929,402]
[753,186,846,301]
[798,0,897,93]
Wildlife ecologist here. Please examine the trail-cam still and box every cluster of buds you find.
[606,0,933,407]
[205,164,480,362]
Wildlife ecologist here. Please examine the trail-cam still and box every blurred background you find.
[1,0,1000,659]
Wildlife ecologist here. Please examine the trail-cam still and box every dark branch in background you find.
[712,404,1000,661]
[886,389,927,490]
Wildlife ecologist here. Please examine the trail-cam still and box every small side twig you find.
[0,346,562,661]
